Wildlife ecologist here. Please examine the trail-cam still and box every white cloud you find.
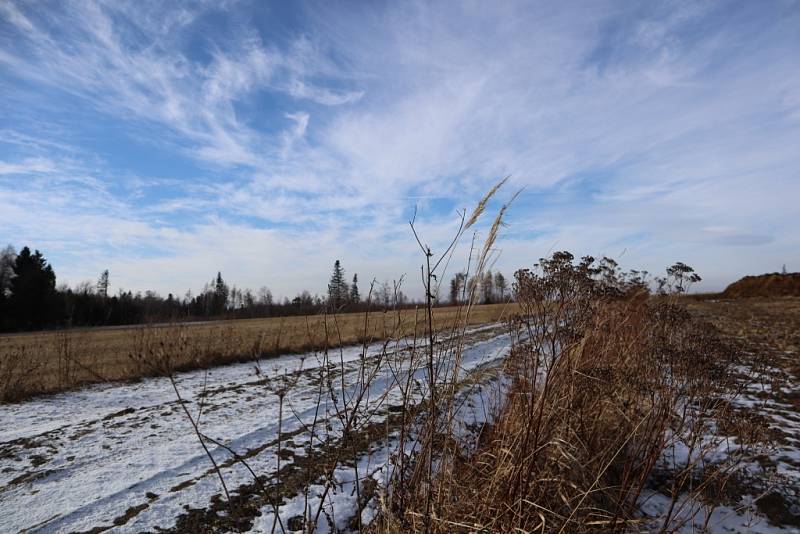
[0,1,359,170]
[1,0,798,295]
[0,157,58,175]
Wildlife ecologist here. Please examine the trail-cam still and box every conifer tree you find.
[350,273,360,304]
[328,260,348,307]
[97,270,110,298]
[10,247,59,329]
[212,272,229,315]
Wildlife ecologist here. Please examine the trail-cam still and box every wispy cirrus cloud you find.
[0,1,358,169]
[0,157,58,175]
[0,0,798,297]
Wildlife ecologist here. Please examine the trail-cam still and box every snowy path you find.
[0,323,512,533]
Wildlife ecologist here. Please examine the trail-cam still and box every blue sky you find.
[1,0,798,299]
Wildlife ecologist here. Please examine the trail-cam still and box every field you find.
[0,320,514,532]
[686,297,800,357]
[0,303,516,402]
[677,297,800,530]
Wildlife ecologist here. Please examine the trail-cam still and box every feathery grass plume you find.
[464,175,509,230]
[477,189,522,272]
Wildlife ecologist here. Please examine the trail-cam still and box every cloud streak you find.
[0,0,798,297]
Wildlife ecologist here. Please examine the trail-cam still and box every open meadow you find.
[0,303,516,402]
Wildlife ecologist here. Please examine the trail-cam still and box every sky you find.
[1,0,798,299]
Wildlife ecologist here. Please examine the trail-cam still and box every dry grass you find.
[0,302,516,402]
[373,256,769,533]
[686,297,800,357]
[684,297,800,527]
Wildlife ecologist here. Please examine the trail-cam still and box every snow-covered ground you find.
[639,352,800,533]
[5,315,797,534]
[0,323,512,533]
[246,353,511,534]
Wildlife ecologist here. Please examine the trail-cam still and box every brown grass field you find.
[686,296,800,379]
[0,302,517,402]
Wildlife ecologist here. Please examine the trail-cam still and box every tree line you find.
[0,245,512,332]
[448,270,508,305]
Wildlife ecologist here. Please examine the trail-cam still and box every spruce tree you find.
[97,270,110,298]
[328,260,347,308]
[9,247,59,329]
[350,273,360,304]
[212,272,229,315]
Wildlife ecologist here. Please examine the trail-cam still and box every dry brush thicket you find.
[376,253,769,532]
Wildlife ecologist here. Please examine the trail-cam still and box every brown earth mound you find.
[722,273,800,298]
